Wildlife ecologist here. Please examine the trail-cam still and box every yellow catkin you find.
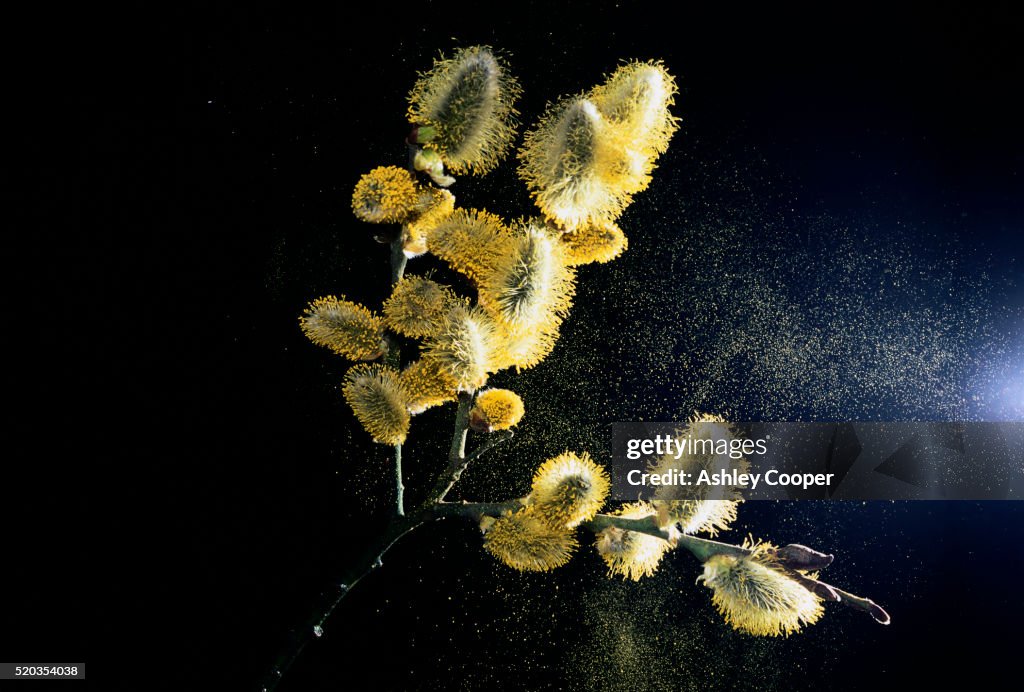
[477,221,576,330]
[529,451,610,528]
[426,208,515,283]
[490,319,562,372]
[654,499,739,537]
[647,413,749,535]
[299,296,386,361]
[697,540,824,636]
[351,166,420,224]
[483,507,577,572]
[470,389,525,432]
[423,304,500,391]
[382,276,460,339]
[560,221,628,265]
[595,502,677,581]
[517,63,677,229]
[342,364,410,445]
[589,61,678,200]
[590,60,679,159]
[403,188,456,258]
[399,358,458,415]
[518,96,635,230]
[407,46,521,175]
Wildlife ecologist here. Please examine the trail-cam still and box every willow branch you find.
[584,515,887,623]
[262,237,411,691]
[583,514,676,541]
[434,506,889,624]
[437,425,513,504]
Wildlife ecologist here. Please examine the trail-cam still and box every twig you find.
[466,429,514,464]
[393,444,404,517]
[383,239,407,371]
[389,238,407,284]
[584,515,753,561]
[826,585,891,624]
[583,514,676,541]
[419,392,474,507]
[435,417,513,504]
[448,392,473,465]
[258,517,423,692]
[262,369,515,689]
[426,500,522,521]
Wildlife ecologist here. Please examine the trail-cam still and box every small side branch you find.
[583,514,676,540]
[827,584,891,624]
[437,426,513,503]
[383,239,407,371]
[393,444,404,517]
[258,517,423,692]
[425,500,522,522]
[389,238,408,285]
[448,392,473,465]
[466,429,514,464]
[421,392,476,507]
[674,533,753,562]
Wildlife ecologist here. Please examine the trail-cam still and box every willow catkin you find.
[478,221,576,330]
[470,388,525,432]
[560,221,628,266]
[402,187,456,258]
[529,451,610,528]
[383,275,461,340]
[589,61,678,199]
[518,97,633,230]
[595,502,676,581]
[351,166,420,224]
[423,304,501,392]
[697,540,824,636]
[427,208,514,283]
[407,46,521,175]
[483,507,577,572]
[400,358,458,415]
[342,364,410,444]
[649,413,749,535]
[299,296,385,361]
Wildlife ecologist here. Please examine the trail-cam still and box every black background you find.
[11,2,1024,690]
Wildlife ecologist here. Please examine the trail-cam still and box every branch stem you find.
[258,516,423,692]
[383,239,407,371]
[389,238,407,285]
[448,392,473,465]
[393,444,404,516]
[426,500,522,521]
[420,392,474,507]
[466,429,513,464]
